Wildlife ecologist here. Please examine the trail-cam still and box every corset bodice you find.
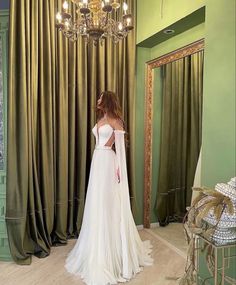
[92,124,114,148]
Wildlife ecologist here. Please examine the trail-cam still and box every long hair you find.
[96,91,124,127]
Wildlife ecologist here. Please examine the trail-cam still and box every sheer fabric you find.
[65,124,153,285]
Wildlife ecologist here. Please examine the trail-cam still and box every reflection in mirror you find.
[144,39,204,228]
[0,35,4,170]
[151,68,162,223]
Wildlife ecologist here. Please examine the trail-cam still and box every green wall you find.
[135,47,151,224]
[201,0,236,187]
[135,23,205,225]
[150,23,205,59]
[137,0,205,44]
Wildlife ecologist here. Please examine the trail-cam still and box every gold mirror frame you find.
[143,39,205,228]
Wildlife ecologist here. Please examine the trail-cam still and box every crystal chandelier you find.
[55,0,134,44]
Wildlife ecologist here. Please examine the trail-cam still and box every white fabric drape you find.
[114,130,153,278]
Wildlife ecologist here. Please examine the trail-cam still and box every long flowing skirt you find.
[65,148,153,285]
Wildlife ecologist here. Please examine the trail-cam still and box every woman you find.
[65,91,153,285]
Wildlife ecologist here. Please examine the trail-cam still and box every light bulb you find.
[82,0,88,4]
[63,1,69,11]
[118,22,123,31]
[126,17,131,26]
[105,0,110,3]
[123,2,128,13]
[56,12,62,22]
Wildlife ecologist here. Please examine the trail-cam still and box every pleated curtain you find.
[155,51,204,226]
[6,0,136,264]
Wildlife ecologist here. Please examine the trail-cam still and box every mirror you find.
[0,34,4,170]
[143,39,205,227]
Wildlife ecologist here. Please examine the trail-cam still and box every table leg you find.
[222,248,225,285]
[215,248,218,285]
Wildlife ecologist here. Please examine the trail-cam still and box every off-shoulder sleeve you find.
[114,130,127,183]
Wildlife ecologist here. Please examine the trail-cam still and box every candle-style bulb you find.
[118,22,123,31]
[56,12,62,22]
[126,17,131,26]
[123,2,128,13]
[63,1,69,11]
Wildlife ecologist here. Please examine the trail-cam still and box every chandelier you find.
[55,0,133,44]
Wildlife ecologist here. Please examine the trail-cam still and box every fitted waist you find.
[95,145,113,150]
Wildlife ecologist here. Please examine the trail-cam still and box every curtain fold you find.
[155,51,204,226]
[6,0,136,264]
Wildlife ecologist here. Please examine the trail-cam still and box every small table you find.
[196,234,236,285]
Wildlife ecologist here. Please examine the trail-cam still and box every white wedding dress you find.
[65,123,153,285]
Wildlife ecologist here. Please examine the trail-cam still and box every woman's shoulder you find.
[108,117,124,131]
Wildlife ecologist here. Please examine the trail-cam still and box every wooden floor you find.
[0,229,186,285]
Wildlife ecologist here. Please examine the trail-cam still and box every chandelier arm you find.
[104,12,109,27]
[84,14,89,29]
[55,0,133,44]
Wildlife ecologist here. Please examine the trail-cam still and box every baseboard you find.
[136,222,159,230]
[150,222,159,228]
[136,225,144,230]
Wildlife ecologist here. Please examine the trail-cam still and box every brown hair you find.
[96,91,124,127]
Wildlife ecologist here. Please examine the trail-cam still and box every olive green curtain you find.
[155,51,204,226]
[6,0,136,264]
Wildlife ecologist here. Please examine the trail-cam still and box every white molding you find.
[136,222,159,230]
[150,222,159,228]
[136,224,144,230]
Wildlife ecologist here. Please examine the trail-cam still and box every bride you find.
[65,91,153,285]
